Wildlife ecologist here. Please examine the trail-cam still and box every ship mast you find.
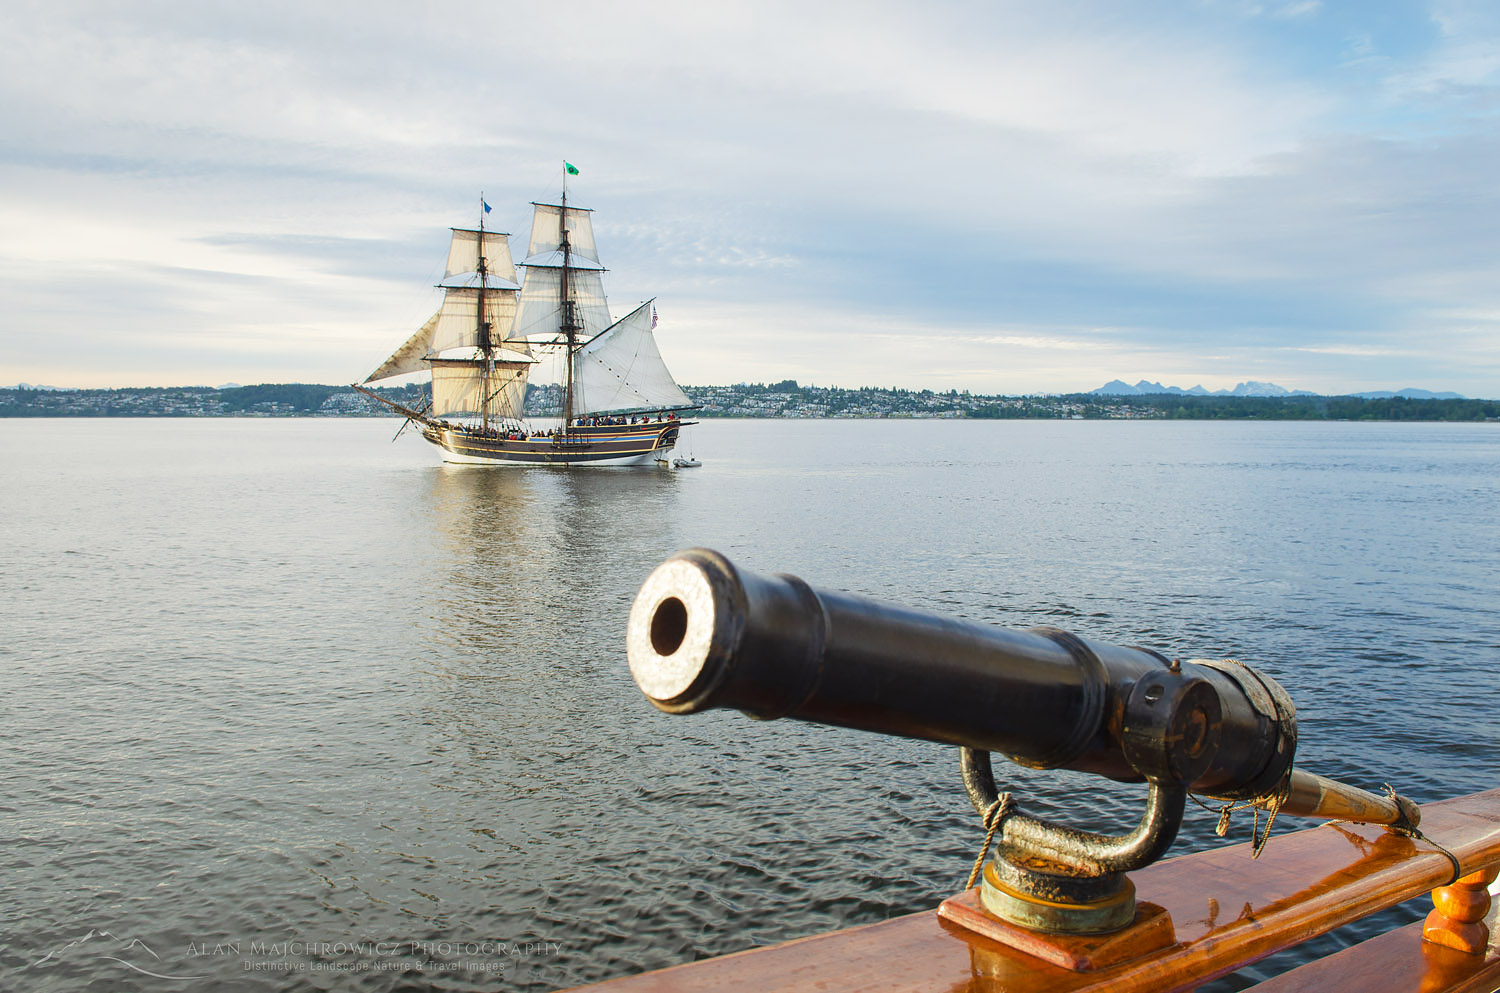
[559,186,580,433]
[475,193,494,433]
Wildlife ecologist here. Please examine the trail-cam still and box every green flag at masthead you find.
[564,161,580,175]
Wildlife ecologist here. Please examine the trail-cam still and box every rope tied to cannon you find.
[1382,782,1462,886]
[1188,784,1290,859]
[965,793,1016,890]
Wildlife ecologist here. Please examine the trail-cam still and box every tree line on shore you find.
[1,382,1496,421]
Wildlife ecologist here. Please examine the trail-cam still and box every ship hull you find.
[421,419,690,466]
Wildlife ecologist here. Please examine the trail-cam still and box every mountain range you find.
[1090,380,1466,400]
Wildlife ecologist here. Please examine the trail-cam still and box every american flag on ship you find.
[651,305,658,329]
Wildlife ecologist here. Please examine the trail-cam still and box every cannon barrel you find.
[628,548,1296,799]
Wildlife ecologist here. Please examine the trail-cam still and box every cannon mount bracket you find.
[961,747,1187,934]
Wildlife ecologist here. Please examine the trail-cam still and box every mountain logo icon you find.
[31,929,205,981]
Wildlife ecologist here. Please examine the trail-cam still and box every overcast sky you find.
[4,0,1499,396]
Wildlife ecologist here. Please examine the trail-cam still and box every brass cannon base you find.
[940,884,1177,972]
[940,856,1177,972]
[980,856,1139,935]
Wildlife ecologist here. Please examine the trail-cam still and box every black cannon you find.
[626,549,1420,934]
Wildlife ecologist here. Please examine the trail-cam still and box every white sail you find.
[572,300,692,417]
[485,362,532,419]
[365,278,525,384]
[429,287,527,355]
[523,203,601,266]
[430,359,531,420]
[512,266,611,339]
[365,311,439,383]
[443,228,518,287]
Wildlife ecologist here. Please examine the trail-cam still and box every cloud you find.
[2,1,1500,396]
[1274,1,1323,18]
[1287,344,1411,358]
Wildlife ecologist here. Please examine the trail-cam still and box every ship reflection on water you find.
[416,462,690,711]
[424,463,685,616]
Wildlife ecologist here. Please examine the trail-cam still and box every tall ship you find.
[356,181,697,465]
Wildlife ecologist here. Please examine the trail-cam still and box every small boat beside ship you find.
[356,180,698,465]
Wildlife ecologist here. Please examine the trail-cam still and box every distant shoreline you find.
[3,384,1497,422]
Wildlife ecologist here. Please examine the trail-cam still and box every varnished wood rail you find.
[1244,868,1500,993]
[561,788,1500,993]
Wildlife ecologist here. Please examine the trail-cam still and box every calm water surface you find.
[2,418,1497,991]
